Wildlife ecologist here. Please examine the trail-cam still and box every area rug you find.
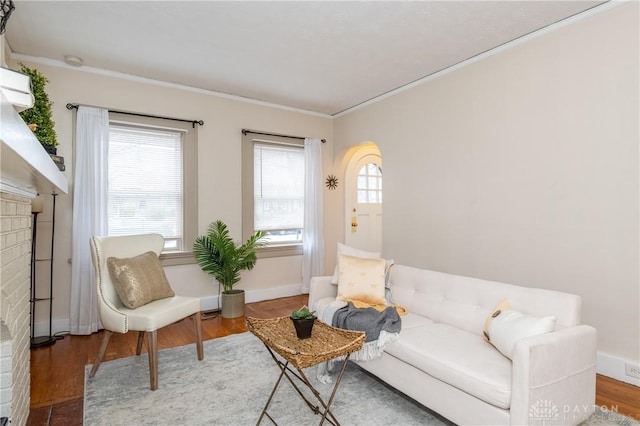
[84,332,638,425]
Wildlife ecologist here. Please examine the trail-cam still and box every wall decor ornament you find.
[0,0,15,35]
[325,174,339,190]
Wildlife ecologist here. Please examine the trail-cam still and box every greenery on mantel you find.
[18,63,59,149]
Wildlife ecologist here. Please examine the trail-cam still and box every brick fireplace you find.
[1,55,68,424]
[0,192,32,425]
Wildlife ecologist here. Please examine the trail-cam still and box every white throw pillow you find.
[336,254,386,305]
[483,300,556,359]
[330,243,380,284]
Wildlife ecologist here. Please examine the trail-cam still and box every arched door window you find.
[357,163,382,204]
[345,144,382,251]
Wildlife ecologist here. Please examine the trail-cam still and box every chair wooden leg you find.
[147,330,158,390]
[136,331,145,355]
[89,330,112,378]
[192,312,204,361]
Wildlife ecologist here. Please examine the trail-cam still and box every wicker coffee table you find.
[247,316,365,426]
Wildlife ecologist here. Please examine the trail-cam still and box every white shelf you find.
[0,92,68,197]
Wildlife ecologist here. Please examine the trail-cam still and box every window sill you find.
[159,244,301,265]
[257,244,302,258]
[159,251,196,266]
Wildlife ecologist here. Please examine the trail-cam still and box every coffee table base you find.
[257,344,351,426]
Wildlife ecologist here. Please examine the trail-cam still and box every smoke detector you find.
[64,55,83,67]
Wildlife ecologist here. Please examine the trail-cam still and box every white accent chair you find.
[89,233,204,390]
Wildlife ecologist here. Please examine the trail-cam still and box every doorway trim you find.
[343,143,382,250]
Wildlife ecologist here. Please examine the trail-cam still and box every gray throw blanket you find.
[317,302,402,383]
[332,302,401,342]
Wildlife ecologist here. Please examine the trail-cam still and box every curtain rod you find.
[242,129,326,143]
[66,103,204,128]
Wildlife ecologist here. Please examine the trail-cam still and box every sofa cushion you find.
[386,322,512,409]
[388,264,582,333]
[336,254,386,305]
[398,312,434,330]
[331,243,380,284]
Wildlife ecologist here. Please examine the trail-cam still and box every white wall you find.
[335,3,639,370]
[8,58,334,326]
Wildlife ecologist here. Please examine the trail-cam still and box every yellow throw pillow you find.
[107,251,175,309]
[484,300,556,359]
[336,254,386,305]
[331,243,381,284]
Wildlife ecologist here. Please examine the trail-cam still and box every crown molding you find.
[332,0,623,118]
[9,52,332,119]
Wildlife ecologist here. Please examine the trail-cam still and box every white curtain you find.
[70,106,109,334]
[302,138,324,292]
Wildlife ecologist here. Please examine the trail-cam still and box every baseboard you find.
[33,318,70,338]
[245,283,304,304]
[199,283,303,311]
[597,351,640,387]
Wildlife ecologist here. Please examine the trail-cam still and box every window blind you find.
[107,125,183,250]
[254,142,304,238]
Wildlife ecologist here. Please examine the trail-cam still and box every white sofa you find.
[309,264,597,426]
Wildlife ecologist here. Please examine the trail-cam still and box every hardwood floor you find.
[595,374,640,422]
[27,295,639,425]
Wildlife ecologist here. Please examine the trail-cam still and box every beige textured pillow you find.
[107,251,175,309]
[336,254,386,305]
[483,300,556,359]
[331,243,381,284]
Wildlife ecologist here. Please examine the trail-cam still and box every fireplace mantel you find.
[0,92,68,197]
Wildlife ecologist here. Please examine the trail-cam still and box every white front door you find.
[345,149,382,252]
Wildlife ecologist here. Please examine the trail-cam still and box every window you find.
[357,163,382,203]
[243,132,305,256]
[107,113,197,262]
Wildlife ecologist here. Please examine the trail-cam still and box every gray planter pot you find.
[221,290,245,319]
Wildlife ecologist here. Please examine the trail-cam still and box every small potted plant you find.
[290,306,317,339]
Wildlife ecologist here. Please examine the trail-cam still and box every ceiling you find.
[5,1,605,116]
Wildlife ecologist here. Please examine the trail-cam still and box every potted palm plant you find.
[193,220,266,318]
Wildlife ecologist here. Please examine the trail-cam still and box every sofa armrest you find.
[308,276,337,310]
[510,325,597,425]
